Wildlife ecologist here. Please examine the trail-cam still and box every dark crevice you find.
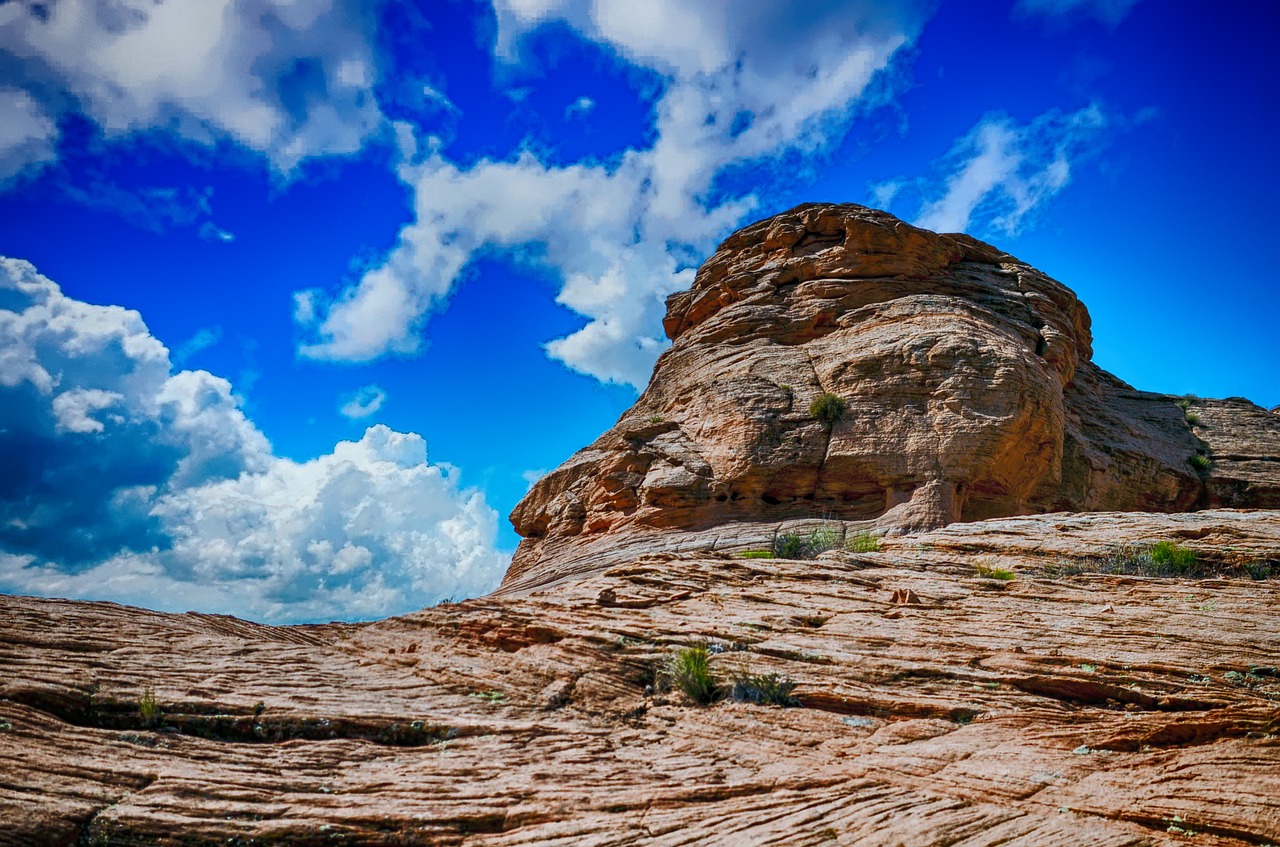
[1120,811,1277,845]
[4,687,456,747]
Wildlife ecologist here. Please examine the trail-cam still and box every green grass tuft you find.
[809,393,847,427]
[846,531,879,553]
[1149,541,1197,575]
[1189,452,1212,471]
[773,526,845,559]
[662,644,721,705]
[138,687,162,728]
[738,550,775,559]
[730,671,799,706]
[976,565,1016,581]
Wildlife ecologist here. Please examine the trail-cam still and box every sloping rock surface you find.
[3,510,1279,845]
[507,204,1280,591]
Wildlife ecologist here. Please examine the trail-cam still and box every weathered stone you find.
[508,204,1280,591]
[3,510,1279,845]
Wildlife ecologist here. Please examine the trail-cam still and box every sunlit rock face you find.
[505,204,1280,591]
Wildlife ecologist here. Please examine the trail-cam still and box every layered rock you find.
[506,204,1280,591]
[4,511,1280,845]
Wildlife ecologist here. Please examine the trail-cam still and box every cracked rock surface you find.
[3,510,1279,845]
[507,204,1280,591]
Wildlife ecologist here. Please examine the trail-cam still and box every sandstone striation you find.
[507,204,1280,591]
[3,510,1280,845]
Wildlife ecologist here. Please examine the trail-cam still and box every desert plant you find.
[662,644,721,705]
[976,565,1016,581]
[138,687,161,728]
[730,671,799,706]
[846,531,879,553]
[737,550,774,559]
[809,393,847,427]
[1184,410,1202,426]
[773,532,808,559]
[1176,394,1198,410]
[1243,560,1276,580]
[772,526,844,559]
[808,525,841,554]
[1189,452,1212,471]
[1149,541,1197,574]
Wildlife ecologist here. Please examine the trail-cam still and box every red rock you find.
[507,204,1280,592]
[2,510,1279,844]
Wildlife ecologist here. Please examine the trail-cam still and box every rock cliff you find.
[507,204,1280,592]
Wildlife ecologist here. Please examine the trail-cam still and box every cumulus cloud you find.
[903,105,1107,236]
[1015,0,1141,27]
[339,384,387,419]
[0,86,58,184]
[295,1,926,388]
[0,258,508,623]
[0,0,382,173]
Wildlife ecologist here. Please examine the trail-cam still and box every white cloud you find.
[51,388,124,434]
[0,86,58,184]
[339,384,387,419]
[565,95,595,118]
[0,0,382,173]
[910,105,1107,236]
[868,179,904,211]
[0,258,508,623]
[295,1,925,388]
[1015,0,1141,27]
[173,326,223,365]
[521,468,548,490]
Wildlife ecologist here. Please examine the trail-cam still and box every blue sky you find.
[1,0,1276,623]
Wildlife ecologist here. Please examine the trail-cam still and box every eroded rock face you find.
[4,511,1280,845]
[507,204,1280,590]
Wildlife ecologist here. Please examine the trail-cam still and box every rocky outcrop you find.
[4,510,1279,845]
[507,204,1280,591]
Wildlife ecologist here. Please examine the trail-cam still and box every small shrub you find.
[1175,394,1198,410]
[976,565,1016,581]
[808,525,841,554]
[809,393,847,427]
[846,531,879,553]
[138,687,161,728]
[773,532,808,559]
[730,671,799,706]
[1184,410,1202,427]
[468,690,507,703]
[1243,560,1275,580]
[1051,541,1206,578]
[1149,541,1197,575]
[1189,452,1212,471]
[662,644,721,705]
[772,526,844,559]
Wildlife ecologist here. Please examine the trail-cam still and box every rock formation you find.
[507,204,1280,591]
[4,202,1280,845]
[4,510,1279,845]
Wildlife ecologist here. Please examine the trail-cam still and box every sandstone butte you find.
[2,204,1279,847]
